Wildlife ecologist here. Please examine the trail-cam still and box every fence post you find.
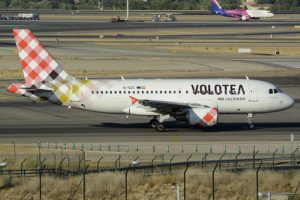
[169,155,175,173]
[201,153,208,169]
[235,152,241,172]
[59,157,65,177]
[52,153,56,169]
[114,155,121,172]
[292,147,299,169]
[253,150,259,169]
[256,161,263,200]
[219,152,226,170]
[272,149,278,169]
[20,158,27,177]
[151,155,158,174]
[183,154,193,200]
[66,155,70,172]
[125,163,134,200]
[152,145,156,153]
[212,163,219,200]
[83,164,88,200]
[97,156,103,173]
[183,164,189,200]
[209,145,213,154]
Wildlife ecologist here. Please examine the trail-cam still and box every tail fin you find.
[210,0,223,13]
[13,29,73,84]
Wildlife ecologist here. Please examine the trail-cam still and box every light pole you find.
[126,0,129,20]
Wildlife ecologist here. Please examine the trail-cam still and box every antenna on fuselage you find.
[246,76,250,80]
[121,75,125,80]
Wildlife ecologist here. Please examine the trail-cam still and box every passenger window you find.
[110,91,112,94]
[92,91,94,94]
[133,91,135,94]
[160,91,162,94]
[269,89,273,94]
[119,91,121,94]
[164,91,167,94]
[137,91,140,94]
[123,91,126,94]
[151,91,153,94]
[146,91,149,94]
[128,91,131,94]
[101,91,103,94]
[96,91,99,94]
[169,91,171,94]
[105,91,108,94]
[186,91,188,94]
[142,91,144,94]
[274,89,278,94]
[114,91,117,94]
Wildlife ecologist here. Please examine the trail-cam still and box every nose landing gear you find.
[247,113,255,130]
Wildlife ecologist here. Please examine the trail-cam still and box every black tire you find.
[149,119,158,128]
[155,122,165,132]
[248,124,255,130]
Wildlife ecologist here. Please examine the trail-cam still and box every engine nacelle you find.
[176,108,218,127]
[240,15,249,21]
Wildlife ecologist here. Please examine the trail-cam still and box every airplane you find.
[7,29,294,132]
[210,0,274,21]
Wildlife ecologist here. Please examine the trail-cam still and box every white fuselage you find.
[246,10,274,18]
[64,79,294,116]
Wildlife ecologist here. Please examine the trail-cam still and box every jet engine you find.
[175,107,218,127]
[240,15,249,21]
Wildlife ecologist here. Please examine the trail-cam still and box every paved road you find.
[0,97,298,143]
[1,20,300,34]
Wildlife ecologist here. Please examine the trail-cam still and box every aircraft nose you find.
[285,95,295,109]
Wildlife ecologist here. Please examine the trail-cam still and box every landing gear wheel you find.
[155,122,165,132]
[247,113,255,130]
[149,119,158,128]
[248,124,255,130]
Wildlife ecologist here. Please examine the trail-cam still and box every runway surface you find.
[0,95,299,143]
[1,20,300,34]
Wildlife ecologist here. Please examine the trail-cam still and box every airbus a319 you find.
[7,29,294,132]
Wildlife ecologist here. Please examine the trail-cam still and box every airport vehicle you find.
[17,13,40,20]
[152,14,177,22]
[7,29,294,132]
[211,0,274,21]
[111,16,127,23]
[0,13,39,20]
[0,14,8,20]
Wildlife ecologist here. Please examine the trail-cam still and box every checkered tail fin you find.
[13,29,73,85]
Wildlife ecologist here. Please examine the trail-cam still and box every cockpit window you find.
[269,88,283,94]
[277,88,283,93]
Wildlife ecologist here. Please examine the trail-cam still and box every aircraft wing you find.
[138,99,212,115]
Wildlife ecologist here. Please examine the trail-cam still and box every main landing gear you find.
[247,113,255,130]
[149,115,169,132]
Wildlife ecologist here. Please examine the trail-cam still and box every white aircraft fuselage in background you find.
[8,29,294,132]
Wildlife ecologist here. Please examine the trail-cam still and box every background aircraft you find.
[7,29,294,132]
[211,0,274,21]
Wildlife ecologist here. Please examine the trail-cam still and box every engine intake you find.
[176,108,218,127]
